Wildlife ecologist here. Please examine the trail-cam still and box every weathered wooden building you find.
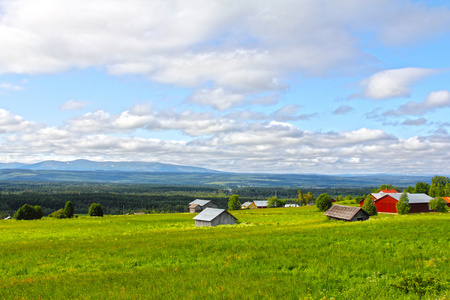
[361,193,434,213]
[193,208,237,227]
[188,199,218,213]
[325,204,370,221]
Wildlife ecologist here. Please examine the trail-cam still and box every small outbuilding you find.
[193,208,237,227]
[189,199,218,213]
[241,201,253,209]
[285,203,299,207]
[325,204,370,222]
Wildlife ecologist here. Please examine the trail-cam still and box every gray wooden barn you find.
[188,199,218,213]
[325,204,370,222]
[193,208,237,227]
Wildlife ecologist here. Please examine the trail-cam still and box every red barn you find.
[366,193,434,213]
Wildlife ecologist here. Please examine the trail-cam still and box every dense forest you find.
[0,181,374,217]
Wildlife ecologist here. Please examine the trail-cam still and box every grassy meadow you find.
[0,207,449,299]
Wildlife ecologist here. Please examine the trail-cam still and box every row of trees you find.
[14,202,104,220]
[378,176,450,197]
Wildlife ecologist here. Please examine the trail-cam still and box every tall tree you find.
[227,194,241,211]
[429,176,450,197]
[297,190,304,206]
[304,192,315,205]
[396,192,410,215]
[64,201,74,218]
[414,182,429,194]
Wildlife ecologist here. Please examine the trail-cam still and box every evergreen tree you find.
[88,203,104,217]
[227,194,241,211]
[64,201,74,218]
[396,192,410,215]
[362,195,377,216]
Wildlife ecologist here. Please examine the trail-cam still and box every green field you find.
[1,207,449,299]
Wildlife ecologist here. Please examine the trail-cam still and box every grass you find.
[0,207,449,299]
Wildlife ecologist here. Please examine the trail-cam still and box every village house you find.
[251,200,268,209]
[241,201,253,209]
[361,192,434,213]
[188,199,218,213]
[325,204,370,221]
[193,208,237,227]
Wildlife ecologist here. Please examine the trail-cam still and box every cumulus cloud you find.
[356,68,442,100]
[384,90,450,116]
[187,88,246,110]
[0,109,43,133]
[60,100,89,111]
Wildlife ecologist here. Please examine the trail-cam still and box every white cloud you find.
[384,90,450,116]
[0,82,23,91]
[187,88,246,110]
[60,100,89,111]
[357,68,441,100]
[0,109,43,133]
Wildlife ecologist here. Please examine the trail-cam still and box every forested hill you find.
[0,169,432,188]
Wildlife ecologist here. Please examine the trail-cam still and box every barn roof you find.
[372,193,433,204]
[189,199,212,207]
[241,201,252,207]
[193,208,236,222]
[380,189,398,193]
[442,197,450,204]
[325,205,369,221]
[253,200,268,207]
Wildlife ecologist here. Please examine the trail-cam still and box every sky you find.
[0,0,450,175]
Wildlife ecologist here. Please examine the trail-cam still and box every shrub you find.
[13,204,43,220]
[396,192,410,215]
[362,195,377,216]
[391,273,445,297]
[267,196,286,208]
[428,197,448,212]
[48,209,67,219]
[89,203,104,217]
[64,201,75,218]
[316,193,332,212]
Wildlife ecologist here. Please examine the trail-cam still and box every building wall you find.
[374,196,398,213]
[204,202,218,209]
[195,212,237,227]
[350,210,369,221]
[409,203,432,213]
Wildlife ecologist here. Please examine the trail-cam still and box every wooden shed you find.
[365,193,434,213]
[325,204,369,221]
[188,199,218,213]
[193,208,237,227]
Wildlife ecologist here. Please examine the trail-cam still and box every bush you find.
[89,203,104,217]
[64,201,74,218]
[267,196,286,208]
[362,195,377,216]
[428,197,448,212]
[13,204,43,220]
[48,209,67,219]
[316,193,332,212]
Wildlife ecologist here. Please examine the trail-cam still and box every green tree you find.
[429,175,450,197]
[428,197,448,213]
[414,182,429,194]
[316,193,332,212]
[267,196,286,208]
[88,203,104,217]
[396,192,410,215]
[64,201,74,218]
[13,204,43,220]
[372,184,398,193]
[362,195,377,216]
[48,209,67,219]
[227,194,241,211]
[297,190,304,206]
[405,186,415,193]
[304,192,315,205]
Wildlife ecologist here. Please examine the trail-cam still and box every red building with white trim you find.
[361,192,434,213]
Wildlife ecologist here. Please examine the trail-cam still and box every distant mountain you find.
[0,159,221,173]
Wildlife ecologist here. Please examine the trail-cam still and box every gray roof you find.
[372,193,433,204]
[189,199,212,206]
[325,205,369,221]
[253,200,268,207]
[241,202,252,207]
[193,208,236,222]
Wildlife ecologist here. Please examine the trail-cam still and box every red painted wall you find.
[374,195,397,213]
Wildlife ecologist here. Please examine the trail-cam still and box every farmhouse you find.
[285,203,299,207]
[325,204,370,221]
[193,208,237,227]
[189,199,218,213]
[241,201,254,209]
[252,200,268,209]
[362,193,434,213]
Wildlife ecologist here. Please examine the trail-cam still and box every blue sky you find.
[0,0,450,174]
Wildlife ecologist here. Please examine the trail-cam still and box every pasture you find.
[0,207,448,299]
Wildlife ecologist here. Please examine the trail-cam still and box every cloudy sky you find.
[1,0,450,175]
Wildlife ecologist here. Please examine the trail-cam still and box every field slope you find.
[0,207,449,299]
